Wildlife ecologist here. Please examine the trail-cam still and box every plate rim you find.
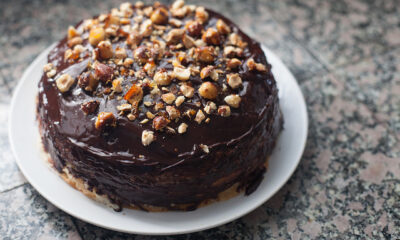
[8,43,308,235]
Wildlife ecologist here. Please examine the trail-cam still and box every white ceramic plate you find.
[9,44,308,235]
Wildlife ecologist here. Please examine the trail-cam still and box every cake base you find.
[40,139,269,212]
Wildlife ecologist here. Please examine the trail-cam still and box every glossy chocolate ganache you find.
[37,0,283,211]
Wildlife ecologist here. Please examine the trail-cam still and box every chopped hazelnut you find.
[199,144,209,153]
[218,105,231,117]
[246,58,267,72]
[199,82,218,100]
[216,19,231,34]
[144,61,156,77]
[169,18,182,27]
[46,69,57,78]
[150,7,169,25]
[223,46,243,58]
[182,34,196,49]
[180,84,194,98]
[112,78,123,92]
[228,33,247,48]
[165,28,185,44]
[166,106,181,120]
[202,28,221,45]
[78,71,99,92]
[68,36,83,47]
[227,58,241,70]
[120,2,134,17]
[97,41,113,59]
[161,92,176,104]
[43,63,53,73]
[142,130,155,146]
[195,109,206,124]
[89,27,106,46]
[81,100,99,115]
[224,94,241,108]
[154,70,172,86]
[177,123,188,134]
[195,6,208,23]
[204,101,217,114]
[171,0,185,10]
[134,46,151,64]
[126,31,143,47]
[152,116,170,130]
[195,46,215,63]
[140,118,150,124]
[171,0,188,18]
[200,66,218,81]
[124,84,143,104]
[95,112,117,130]
[154,102,164,111]
[175,95,185,106]
[117,103,132,112]
[185,20,203,37]
[123,58,134,67]
[56,73,75,93]
[146,111,155,119]
[68,26,79,40]
[127,113,136,121]
[94,62,113,83]
[226,73,242,89]
[115,48,127,59]
[173,66,191,81]
[140,19,153,37]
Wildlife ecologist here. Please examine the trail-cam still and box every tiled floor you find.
[0,0,399,239]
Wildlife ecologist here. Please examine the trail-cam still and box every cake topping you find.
[141,130,155,146]
[43,0,273,147]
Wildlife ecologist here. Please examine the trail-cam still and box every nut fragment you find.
[195,109,206,124]
[228,33,247,48]
[94,62,113,83]
[81,100,99,115]
[56,73,75,93]
[218,105,231,117]
[123,58,134,67]
[204,101,217,114]
[185,20,203,37]
[152,116,170,130]
[117,103,132,112]
[95,112,117,130]
[78,71,99,92]
[195,6,208,23]
[89,27,106,46]
[173,66,191,81]
[200,65,218,81]
[153,70,172,86]
[43,63,53,73]
[182,34,196,49]
[223,46,243,58]
[202,28,221,45]
[216,19,231,34]
[115,48,127,59]
[175,95,185,106]
[150,7,169,25]
[227,58,241,69]
[180,84,194,98]
[134,46,151,64]
[68,26,79,40]
[98,41,113,59]
[144,61,156,77]
[165,28,185,44]
[195,46,215,63]
[124,84,143,104]
[142,130,155,146]
[140,19,153,37]
[68,36,83,47]
[199,82,218,99]
[224,94,241,108]
[112,78,123,92]
[177,123,188,134]
[199,144,209,153]
[226,73,242,89]
[46,69,57,78]
[246,58,267,72]
[161,92,176,104]
[166,106,181,120]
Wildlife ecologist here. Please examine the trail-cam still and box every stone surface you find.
[0,0,399,239]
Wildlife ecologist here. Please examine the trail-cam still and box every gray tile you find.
[0,184,82,239]
[262,0,400,68]
[0,103,27,192]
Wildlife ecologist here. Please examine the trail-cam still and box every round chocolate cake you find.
[37,0,283,211]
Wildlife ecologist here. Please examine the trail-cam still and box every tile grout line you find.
[0,183,28,194]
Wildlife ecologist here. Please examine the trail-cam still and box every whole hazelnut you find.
[89,27,106,46]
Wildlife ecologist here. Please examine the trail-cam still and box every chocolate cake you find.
[37,0,283,211]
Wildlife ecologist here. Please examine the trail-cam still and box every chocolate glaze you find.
[37,6,283,211]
